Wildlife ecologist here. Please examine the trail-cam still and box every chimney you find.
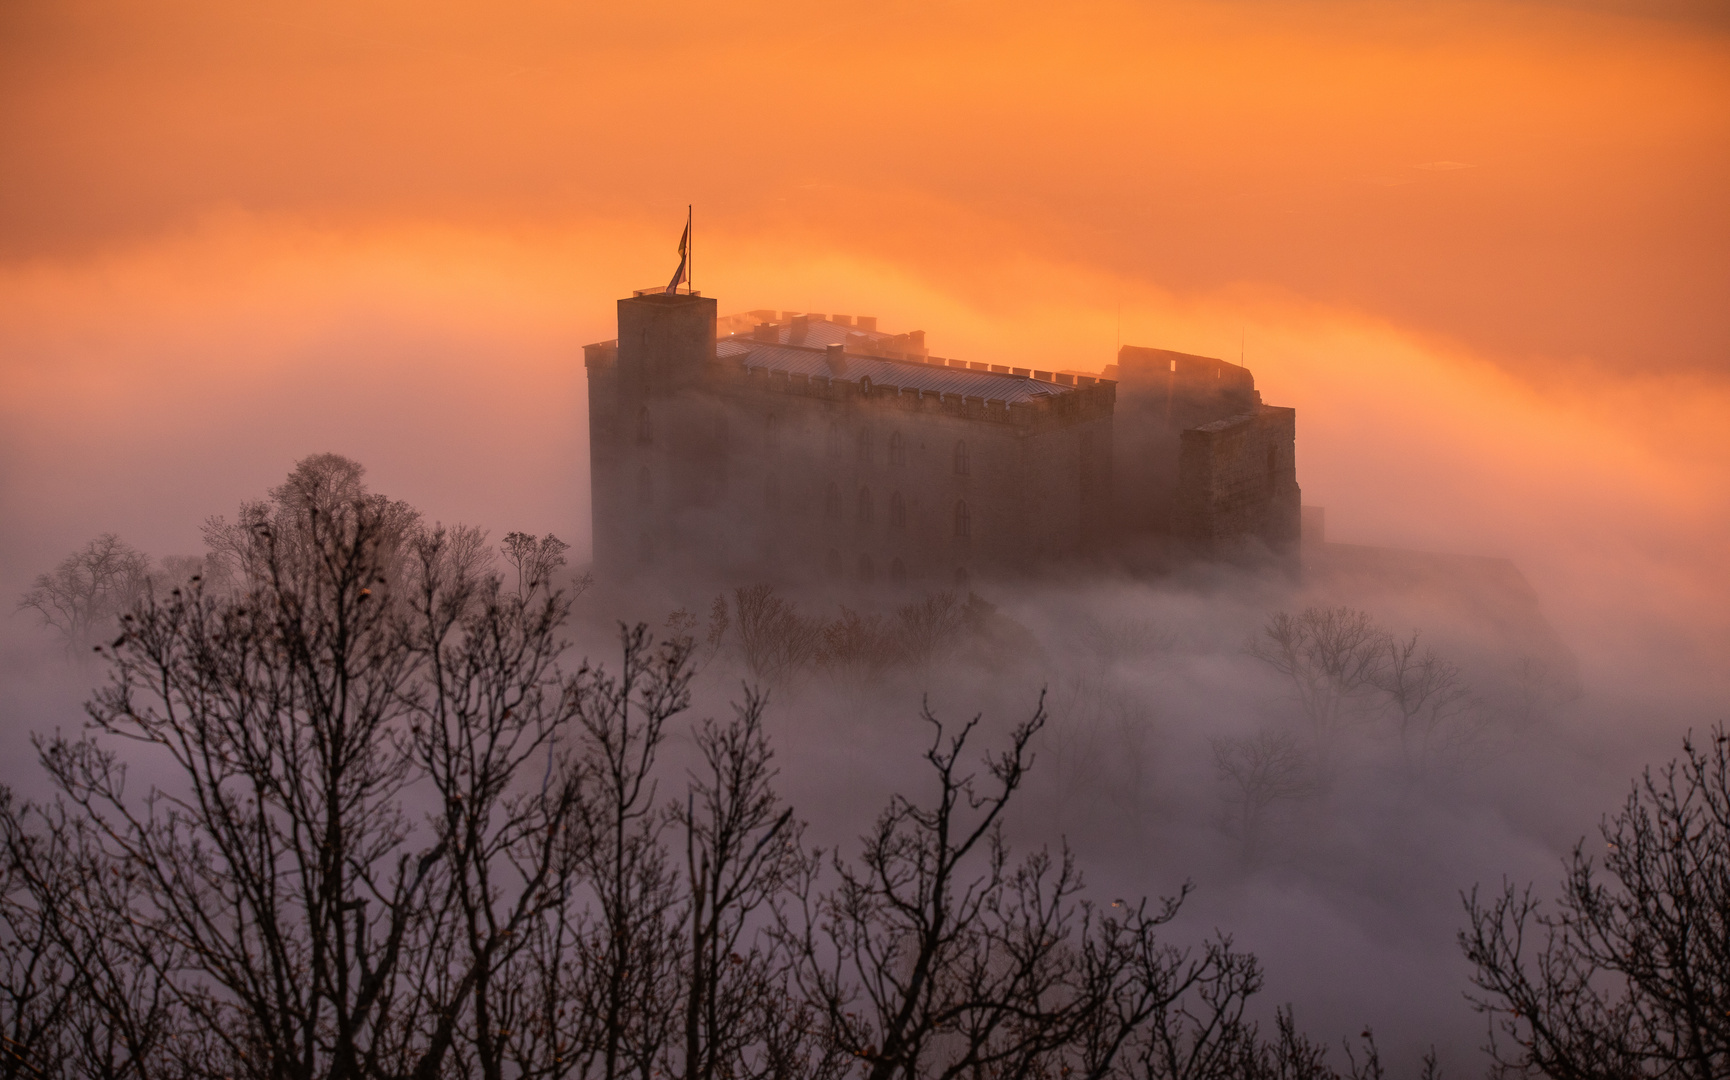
[908,330,926,353]
[753,323,778,342]
[857,316,877,333]
[825,342,847,375]
[832,314,852,327]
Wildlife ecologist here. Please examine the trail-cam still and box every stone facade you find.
[586,290,1298,584]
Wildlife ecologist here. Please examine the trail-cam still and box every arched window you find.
[765,474,780,512]
[824,482,842,519]
[890,557,907,585]
[825,549,844,577]
[637,406,653,445]
[889,491,906,528]
[826,423,843,459]
[1266,446,1278,477]
[715,412,730,449]
[857,487,874,525]
[765,413,780,450]
[637,466,653,506]
[954,566,970,589]
[889,431,906,466]
[953,439,970,476]
[857,554,875,583]
[857,427,874,464]
[638,532,654,565]
[954,500,971,539]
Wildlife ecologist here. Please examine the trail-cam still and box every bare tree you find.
[1211,730,1316,854]
[1372,633,1471,764]
[501,533,571,600]
[675,689,808,1080]
[731,586,819,685]
[16,534,150,650]
[1460,727,1730,1080]
[0,793,183,1080]
[398,529,590,1080]
[892,591,968,671]
[1246,608,1388,745]
[817,608,901,685]
[45,481,460,1080]
[782,696,1193,1080]
[6,458,1428,1080]
[564,626,692,1080]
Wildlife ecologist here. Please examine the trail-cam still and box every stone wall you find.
[587,296,1114,586]
[1173,405,1300,555]
[588,293,1297,583]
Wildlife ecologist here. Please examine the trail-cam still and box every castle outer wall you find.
[586,290,1299,586]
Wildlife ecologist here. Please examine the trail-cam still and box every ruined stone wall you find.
[1173,405,1300,556]
[1111,345,1262,540]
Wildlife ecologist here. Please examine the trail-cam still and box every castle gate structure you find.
[585,289,1299,585]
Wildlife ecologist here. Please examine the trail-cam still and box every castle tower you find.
[586,290,718,575]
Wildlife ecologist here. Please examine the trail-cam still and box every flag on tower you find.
[665,209,691,295]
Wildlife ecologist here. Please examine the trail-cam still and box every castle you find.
[584,289,1300,586]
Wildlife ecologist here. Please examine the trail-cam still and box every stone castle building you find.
[585,288,1299,586]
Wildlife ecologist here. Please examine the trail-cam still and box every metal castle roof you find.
[717,339,1077,404]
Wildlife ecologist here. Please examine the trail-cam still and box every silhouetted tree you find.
[2,456,1420,1080]
[16,534,149,650]
[1246,608,1387,743]
[1212,730,1316,853]
[501,532,573,599]
[1461,727,1730,1080]
[1372,632,1471,763]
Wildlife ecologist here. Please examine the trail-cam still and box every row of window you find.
[636,469,973,539]
[635,407,973,475]
[823,552,972,587]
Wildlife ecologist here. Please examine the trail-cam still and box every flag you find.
[665,212,690,295]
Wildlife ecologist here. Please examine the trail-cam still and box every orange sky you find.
[1,0,1727,672]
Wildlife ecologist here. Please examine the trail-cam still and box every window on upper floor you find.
[826,422,843,459]
[765,413,779,450]
[954,500,971,539]
[857,487,874,525]
[857,554,875,583]
[637,466,653,506]
[889,430,906,466]
[637,406,653,445]
[888,491,906,528]
[953,439,970,476]
[857,427,874,465]
[825,482,842,519]
[765,474,780,512]
[889,557,907,585]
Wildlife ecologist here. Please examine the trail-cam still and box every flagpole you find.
[687,204,693,295]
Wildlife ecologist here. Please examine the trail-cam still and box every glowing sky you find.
[1,0,1726,671]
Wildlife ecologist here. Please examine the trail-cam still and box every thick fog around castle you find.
[1,1,1726,1075]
